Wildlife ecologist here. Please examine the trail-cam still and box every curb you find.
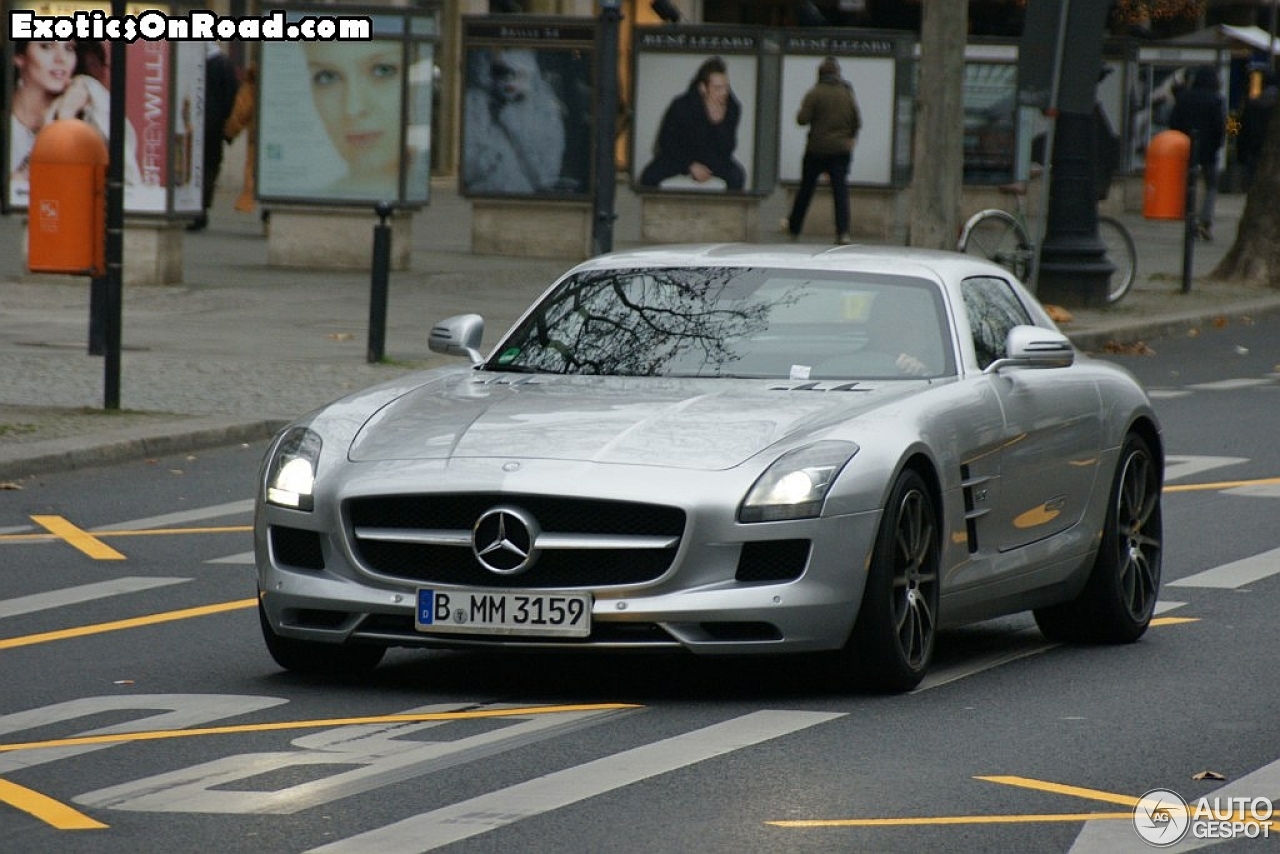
[0,417,286,481]
[1065,297,1280,353]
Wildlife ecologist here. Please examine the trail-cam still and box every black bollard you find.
[1181,131,1198,295]
[368,202,393,364]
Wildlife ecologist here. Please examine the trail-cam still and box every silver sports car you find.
[255,244,1163,691]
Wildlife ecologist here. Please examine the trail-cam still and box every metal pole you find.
[1182,131,1197,295]
[104,0,127,409]
[368,203,393,363]
[591,1,621,256]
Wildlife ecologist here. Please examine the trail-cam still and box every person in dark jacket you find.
[1168,65,1226,240]
[189,43,240,232]
[784,56,862,243]
[639,56,746,191]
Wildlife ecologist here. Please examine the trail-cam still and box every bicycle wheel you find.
[1097,215,1137,305]
[957,209,1033,281]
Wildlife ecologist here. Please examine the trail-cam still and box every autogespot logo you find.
[1133,788,1190,846]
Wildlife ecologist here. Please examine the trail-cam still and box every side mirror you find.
[984,325,1075,373]
[429,314,485,364]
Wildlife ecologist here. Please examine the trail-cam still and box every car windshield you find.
[486,267,954,380]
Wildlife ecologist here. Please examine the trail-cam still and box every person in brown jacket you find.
[784,56,861,244]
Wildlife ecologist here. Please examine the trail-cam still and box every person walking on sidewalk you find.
[1168,65,1226,241]
[785,56,861,244]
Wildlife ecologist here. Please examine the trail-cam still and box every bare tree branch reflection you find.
[492,268,797,376]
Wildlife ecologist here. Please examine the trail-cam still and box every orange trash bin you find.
[1143,129,1190,220]
[27,119,108,277]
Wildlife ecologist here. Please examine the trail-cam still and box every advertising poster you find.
[460,17,595,199]
[125,39,170,212]
[4,0,193,213]
[170,39,205,214]
[778,33,904,186]
[258,38,406,203]
[630,29,760,194]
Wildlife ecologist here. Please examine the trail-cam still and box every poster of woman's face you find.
[460,45,593,198]
[258,38,432,204]
[631,52,757,193]
[778,54,896,185]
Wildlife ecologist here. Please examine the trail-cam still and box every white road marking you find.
[1069,751,1280,852]
[0,577,189,619]
[1184,378,1273,392]
[1168,547,1280,589]
[93,500,254,532]
[1162,455,1249,482]
[206,552,255,565]
[307,710,844,853]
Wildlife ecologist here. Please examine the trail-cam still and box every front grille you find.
[735,539,810,583]
[348,494,686,588]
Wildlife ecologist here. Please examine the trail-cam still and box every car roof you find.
[567,243,1012,283]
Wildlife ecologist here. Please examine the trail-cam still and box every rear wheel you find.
[1034,433,1162,643]
[1098,215,1138,304]
[958,209,1033,281]
[259,602,386,677]
[844,469,940,692]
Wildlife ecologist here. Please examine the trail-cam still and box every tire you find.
[1098,215,1138,305]
[844,469,941,692]
[957,209,1033,281]
[1034,433,1162,644]
[259,602,386,677]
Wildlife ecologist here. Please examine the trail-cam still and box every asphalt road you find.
[2,320,1279,854]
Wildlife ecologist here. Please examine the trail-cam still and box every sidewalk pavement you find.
[2,180,1277,481]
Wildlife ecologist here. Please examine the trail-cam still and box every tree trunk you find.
[907,0,967,249]
[1212,102,1280,286]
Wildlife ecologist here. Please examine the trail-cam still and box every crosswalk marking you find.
[0,578,189,619]
[1168,547,1280,589]
[1162,456,1249,482]
[307,710,844,853]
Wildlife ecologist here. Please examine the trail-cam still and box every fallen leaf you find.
[1044,304,1074,324]
[1102,340,1156,356]
[1212,316,1229,329]
[1187,328,1201,338]
[328,332,355,342]
[1192,770,1227,781]
[0,482,22,490]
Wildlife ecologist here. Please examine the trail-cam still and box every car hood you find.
[347,373,923,470]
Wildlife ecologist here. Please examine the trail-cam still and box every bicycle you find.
[956,180,1137,305]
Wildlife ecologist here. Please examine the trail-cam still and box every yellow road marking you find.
[0,598,256,650]
[29,515,125,560]
[0,777,107,829]
[976,775,1143,807]
[1150,616,1200,627]
[1164,476,1280,493]
[769,811,1131,827]
[0,704,640,753]
[769,774,1147,829]
[0,525,250,545]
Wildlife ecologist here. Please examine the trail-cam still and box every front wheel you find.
[1034,433,1162,643]
[957,209,1033,281]
[843,469,940,692]
[1098,215,1138,304]
[259,602,386,677]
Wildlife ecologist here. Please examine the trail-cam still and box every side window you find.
[962,276,1033,369]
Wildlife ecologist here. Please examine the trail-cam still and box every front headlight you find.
[739,441,858,523]
[265,427,322,511]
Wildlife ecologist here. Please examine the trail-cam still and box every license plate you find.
[416,589,592,638]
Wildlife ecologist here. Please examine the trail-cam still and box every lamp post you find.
[592,0,622,256]
[1021,0,1115,308]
